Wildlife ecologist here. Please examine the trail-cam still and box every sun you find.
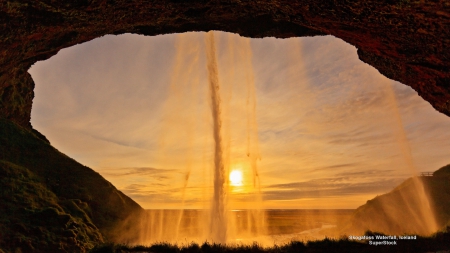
[229,169,243,186]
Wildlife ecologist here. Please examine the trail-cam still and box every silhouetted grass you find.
[90,229,450,253]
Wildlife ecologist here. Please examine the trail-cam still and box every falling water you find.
[205,31,228,244]
[126,32,267,246]
[239,37,266,237]
[382,79,438,234]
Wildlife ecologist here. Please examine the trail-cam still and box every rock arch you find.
[1,0,449,128]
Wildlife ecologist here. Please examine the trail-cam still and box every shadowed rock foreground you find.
[0,119,143,252]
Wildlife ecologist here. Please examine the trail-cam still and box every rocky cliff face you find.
[0,0,449,128]
[0,119,144,252]
[343,165,450,236]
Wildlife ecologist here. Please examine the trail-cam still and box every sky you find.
[28,31,450,210]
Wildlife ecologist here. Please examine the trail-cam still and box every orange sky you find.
[29,32,450,209]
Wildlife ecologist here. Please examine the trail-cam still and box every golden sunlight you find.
[229,169,243,186]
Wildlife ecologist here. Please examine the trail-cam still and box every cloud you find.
[77,131,151,150]
[262,177,404,201]
[310,163,360,171]
[122,183,150,191]
[118,182,210,207]
[101,167,173,179]
[334,169,397,178]
[326,131,392,146]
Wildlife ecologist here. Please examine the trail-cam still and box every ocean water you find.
[140,209,354,246]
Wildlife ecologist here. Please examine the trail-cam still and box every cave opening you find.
[27,31,450,244]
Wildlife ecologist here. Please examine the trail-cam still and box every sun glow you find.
[229,169,243,186]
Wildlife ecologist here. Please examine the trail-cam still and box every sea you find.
[140,209,354,246]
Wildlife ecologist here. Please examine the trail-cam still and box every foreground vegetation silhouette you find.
[90,230,450,253]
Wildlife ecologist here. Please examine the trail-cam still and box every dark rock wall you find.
[343,167,450,236]
[0,70,34,129]
[0,0,449,128]
[0,119,144,252]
